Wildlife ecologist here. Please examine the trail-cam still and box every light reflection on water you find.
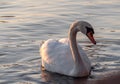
[0,0,120,84]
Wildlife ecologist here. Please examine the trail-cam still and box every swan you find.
[40,21,96,77]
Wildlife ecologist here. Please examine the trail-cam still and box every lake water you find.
[0,0,120,84]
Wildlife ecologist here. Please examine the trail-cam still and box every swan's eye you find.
[86,26,94,34]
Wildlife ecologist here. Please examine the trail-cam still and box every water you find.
[0,0,120,84]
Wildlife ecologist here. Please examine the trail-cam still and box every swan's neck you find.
[69,26,85,72]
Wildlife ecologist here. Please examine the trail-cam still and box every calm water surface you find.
[0,0,120,84]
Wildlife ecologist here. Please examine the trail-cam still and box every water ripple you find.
[0,0,120,84]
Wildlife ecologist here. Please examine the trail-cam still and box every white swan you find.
[40,21,96,77]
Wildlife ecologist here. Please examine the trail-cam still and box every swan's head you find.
[71,21,96,44]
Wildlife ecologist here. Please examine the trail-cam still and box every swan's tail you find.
[39,40,46,67]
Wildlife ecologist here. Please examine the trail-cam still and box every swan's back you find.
[40,38,74,75]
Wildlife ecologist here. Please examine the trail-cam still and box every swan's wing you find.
[40,39,74,74]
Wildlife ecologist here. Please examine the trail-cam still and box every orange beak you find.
[87,32,96,44]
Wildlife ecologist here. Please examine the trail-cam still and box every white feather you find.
[40,21,94,77]
[40,38,91,76]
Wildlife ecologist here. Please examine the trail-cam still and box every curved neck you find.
[68,26,83,67]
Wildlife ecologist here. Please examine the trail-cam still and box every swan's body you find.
[40,21,96,77]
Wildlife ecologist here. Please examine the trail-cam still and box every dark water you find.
[0,0,120,84]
